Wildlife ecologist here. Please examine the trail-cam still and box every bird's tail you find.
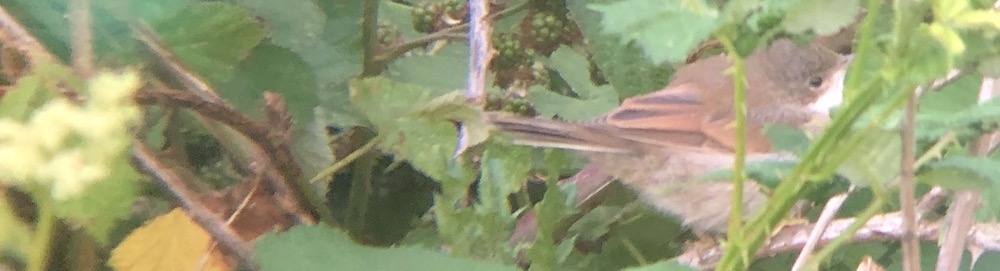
[485,113,641,153]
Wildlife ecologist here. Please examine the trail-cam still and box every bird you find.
[488,38,851,232]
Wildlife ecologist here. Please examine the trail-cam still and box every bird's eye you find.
[807,76,824,88]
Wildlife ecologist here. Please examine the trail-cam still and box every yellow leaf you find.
[110,208,230,271]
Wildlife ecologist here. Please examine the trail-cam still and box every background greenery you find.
[3,0,1000,270]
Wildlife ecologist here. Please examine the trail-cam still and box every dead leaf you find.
[110,208,231,271]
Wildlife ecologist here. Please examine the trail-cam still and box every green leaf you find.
[782,0,861,35]
[835,128,901,188]
[918,156,1000,219]
[917,85,1000,141]
[54,158,141,244]
[0,72,49,121]
[763,125,812,154]
[589,0,721,64]
[350,78,482,181]
[153,2,264,85]
[235,0,365,127]
[918,156,997,190]
[567,0,674,99]
[478,144,532,217]
[526,150,579,270]
[219,42,318,126]
[255,226,517,271]
[387,44,470,91]
[528,48,618,121]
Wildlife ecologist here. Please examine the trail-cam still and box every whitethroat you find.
[489,38,851,232]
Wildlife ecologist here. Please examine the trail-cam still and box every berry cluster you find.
[485,95,535,116]
[411,1,469,34]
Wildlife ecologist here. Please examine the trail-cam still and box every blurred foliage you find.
[2,0,1000,271]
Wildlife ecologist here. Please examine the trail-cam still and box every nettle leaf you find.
[918,156,1000,219]
[782,0,861,35]
[528,48,618,121]
[154,2,264,85]
[235,0,364,127]
[589,0,721,64]
[567,0,674,99]
[255,226,516,271]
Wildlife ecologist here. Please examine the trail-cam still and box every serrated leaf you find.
[918,156,997,190]
[917,87,1000,141]
[919,156,1000,219]
[528,48,618,121]
[567,0,674,98]
[589,0,721,64]
[154,2,264,85]
[782,0,861,35]
[478,143,531,217]
[526,150,578,270]
[110,208,229,271]
[350,78,477,181]
[255,225,516,271]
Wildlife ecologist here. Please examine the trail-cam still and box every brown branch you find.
[360,0,381,76]
[131,23,224,104]
[132,142,260,271]
[0,5,58,64]
[133,87,322,225]
[899,85,920,270]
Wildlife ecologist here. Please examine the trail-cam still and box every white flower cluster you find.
[0,71,140,200]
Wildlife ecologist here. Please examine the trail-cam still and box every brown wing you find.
[603,83,772,153]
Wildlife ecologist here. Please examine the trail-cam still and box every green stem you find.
[27,193,54,271]
[308,135,382,184]
[714,33,748,241]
